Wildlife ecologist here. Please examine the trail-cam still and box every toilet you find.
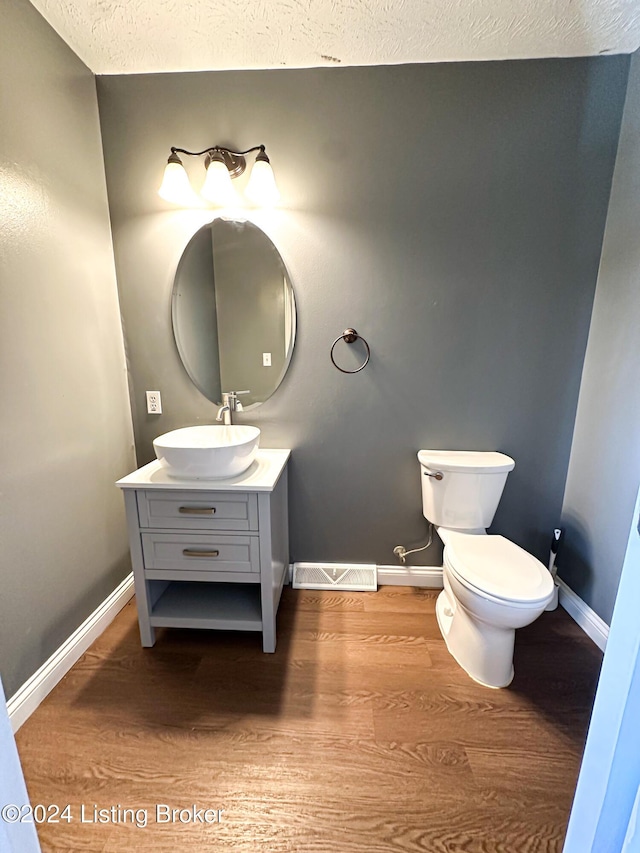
[418,449,554,688]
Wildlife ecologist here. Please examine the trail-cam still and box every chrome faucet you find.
[216,391,249,425]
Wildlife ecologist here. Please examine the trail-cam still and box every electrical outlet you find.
[146,391,162,414]
[262,352,272,367]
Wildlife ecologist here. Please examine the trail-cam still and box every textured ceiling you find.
[28,0,640,75]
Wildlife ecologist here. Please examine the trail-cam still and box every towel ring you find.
[330,328,371,374]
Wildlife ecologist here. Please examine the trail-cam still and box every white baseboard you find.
[7,573,135,732]
[557,577,609,651]
[376,565,444,588]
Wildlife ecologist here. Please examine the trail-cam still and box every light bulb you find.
[245,157,280,206]
[200,158,238,205]
[158,157,199,206]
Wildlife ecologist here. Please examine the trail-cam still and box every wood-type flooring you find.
[15,586,603,852]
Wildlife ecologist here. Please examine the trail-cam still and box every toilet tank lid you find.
[417,450,515,473]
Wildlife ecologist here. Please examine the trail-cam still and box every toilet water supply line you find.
[393,523,435,563]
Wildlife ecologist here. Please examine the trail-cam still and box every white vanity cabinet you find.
[116,449,290,653]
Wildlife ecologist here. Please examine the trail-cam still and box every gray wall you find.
[0,0,136,698]
[559,50,640,624]
[97,58,628,568]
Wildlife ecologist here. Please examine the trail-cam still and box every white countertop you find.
[116,449,291,492]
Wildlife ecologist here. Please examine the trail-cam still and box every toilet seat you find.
[444,533,554,606]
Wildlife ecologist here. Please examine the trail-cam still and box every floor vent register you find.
[292,562,377,592]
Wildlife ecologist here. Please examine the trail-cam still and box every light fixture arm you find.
[169,144,267,159]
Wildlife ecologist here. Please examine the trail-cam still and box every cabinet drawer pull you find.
[182,549,220,558]
[178,506,217,515]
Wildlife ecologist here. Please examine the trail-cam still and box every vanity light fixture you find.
[158,145,280,207]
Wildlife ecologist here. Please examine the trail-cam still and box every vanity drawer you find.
[137,490,258,531]
[141,533,260,575]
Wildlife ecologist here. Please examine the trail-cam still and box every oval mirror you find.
[172,218,296,408]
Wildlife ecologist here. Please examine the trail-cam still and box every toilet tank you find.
[418,450,515,530]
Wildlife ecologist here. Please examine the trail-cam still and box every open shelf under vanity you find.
[149,581,262,632]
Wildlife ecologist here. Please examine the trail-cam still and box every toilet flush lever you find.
[424,470,444,481]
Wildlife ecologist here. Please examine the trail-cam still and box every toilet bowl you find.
[436,530,554,687]
[418,449,554,688]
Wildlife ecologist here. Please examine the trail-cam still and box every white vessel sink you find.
[153,425,261,479]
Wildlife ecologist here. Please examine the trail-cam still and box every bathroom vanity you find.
[116,449,290,652]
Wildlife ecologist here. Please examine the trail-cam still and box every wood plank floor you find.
[15,587,603,853]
